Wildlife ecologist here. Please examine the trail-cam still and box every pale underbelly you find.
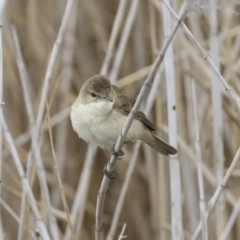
[71,102,146,150]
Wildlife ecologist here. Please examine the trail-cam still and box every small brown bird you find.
[70,74,177,156]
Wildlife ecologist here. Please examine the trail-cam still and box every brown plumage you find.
[71,74,177,156]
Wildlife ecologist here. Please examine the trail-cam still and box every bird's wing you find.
[112,85,155,131]
[135,111,155,131]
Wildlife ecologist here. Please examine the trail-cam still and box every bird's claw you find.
[111,145,124,158]
[103,165,118,179]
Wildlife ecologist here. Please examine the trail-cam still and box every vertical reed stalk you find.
[191,81,208,240]
[12,28,60,239]
[65,2,130,239]
[106,67,163,240]
[162,1,185,239]
[210,1,225,237]
[101,0,128,76]
[0,1,5,236]
[192,147,240,240]
[1,114,51,240]
[109,0,139,82]
[95,7,186,239]
[219,194,240,240]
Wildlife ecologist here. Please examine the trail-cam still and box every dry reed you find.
[0,0,240,240]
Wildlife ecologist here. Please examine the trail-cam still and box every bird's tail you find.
[145,134,177,156]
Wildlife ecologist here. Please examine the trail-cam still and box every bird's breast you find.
[70,101,148,150]
[70,101,113,147]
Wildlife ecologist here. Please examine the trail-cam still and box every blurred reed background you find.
[0,0,240,239]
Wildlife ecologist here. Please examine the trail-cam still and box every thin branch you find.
[101,0,128,76]
[0,0,5,236]
[0,112,51,240]
[182,61,199,233]
[219,194,240,240]
[116,65,152,88]
[118,223,127,240]
[160,0,240,115]
[35,0,75,135]
[11,106,71,150]
[3,197,40,240]
[0,198,19,223]
[162,1,183,238]
[191,80,208,240]
[17,192,27,240]
[106,65,164,240]
[65,1,131,238]
[163,125,237,208]
[12,27,60,239]
[109,0,139,82]
[0,1,6,237]
[45,101,76,240]
[52,0,77,211]
[95,5,187,239]
[64,146,97,240]
[210,1,225,237]
[192,146,240,240]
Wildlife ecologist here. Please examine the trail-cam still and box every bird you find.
[70,74,177,159]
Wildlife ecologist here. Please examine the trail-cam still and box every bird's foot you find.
[103,165,118,179]
[111,145,124,159]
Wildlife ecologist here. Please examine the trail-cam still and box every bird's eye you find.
[91,92,96,97]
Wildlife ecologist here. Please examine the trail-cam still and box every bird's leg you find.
[103,165,118,179]
[111,144,124,158]
[104,145,124,179]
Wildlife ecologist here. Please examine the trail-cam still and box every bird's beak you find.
[105,95,113,102]
[97,94,113,102]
